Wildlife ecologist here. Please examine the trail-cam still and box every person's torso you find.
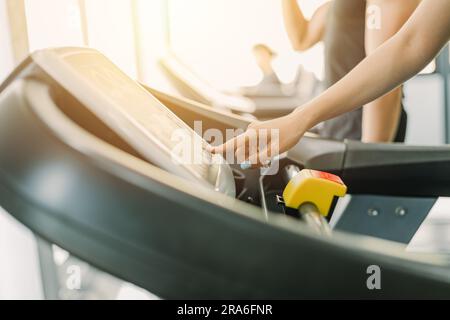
[320,0,367,140]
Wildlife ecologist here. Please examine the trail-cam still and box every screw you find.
[368,208,379,217]
[395,207,407,217]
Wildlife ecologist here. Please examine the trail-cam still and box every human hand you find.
[209,111,307,169]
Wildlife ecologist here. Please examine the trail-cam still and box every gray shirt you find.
[319,0,367,141]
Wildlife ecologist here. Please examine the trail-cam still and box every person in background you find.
[240,44,319,116]
[211,0,450,167]
[252,44,281,87]
[281,0,421,143]
[243,44,309,97]
[240,44,284,97]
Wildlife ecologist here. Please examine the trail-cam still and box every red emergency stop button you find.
[312,171,345,186]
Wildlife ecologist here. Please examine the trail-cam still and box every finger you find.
[210,133,248,155]
[235,146,248,165]
[238,127,270,169]
[236,128,263,168]
[243,141,279,169]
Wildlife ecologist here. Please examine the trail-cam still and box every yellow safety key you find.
[283,169,347,217]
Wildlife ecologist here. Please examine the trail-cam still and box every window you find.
[83,0,138,78]
[134,0,172,89]
[24,0,84,51]
[168,0,328,90]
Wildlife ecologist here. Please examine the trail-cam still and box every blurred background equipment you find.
[1,0,448,142]
[238,44,320,119]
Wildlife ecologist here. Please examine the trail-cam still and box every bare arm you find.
[282,0,331,51]
[212,0,450,167]
[299,0,450,133]
[362,0,421,143]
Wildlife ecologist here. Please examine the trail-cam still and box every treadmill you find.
[1,47,450,299]
[160,52,319,119]
[159,52,256,116]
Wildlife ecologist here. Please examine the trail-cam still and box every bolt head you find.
[395,207,407,217]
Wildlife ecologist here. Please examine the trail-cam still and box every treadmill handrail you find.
[17,79,450,266]
[344,139,450,168]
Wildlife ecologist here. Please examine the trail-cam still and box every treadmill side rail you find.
[288,136,346,173]
[342,140,450,196]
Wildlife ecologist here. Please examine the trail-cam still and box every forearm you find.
[213,0,450,164]
[282,0,308,50]
[295,0,450,130]
[282,0,330,51]
[297,36,418,128]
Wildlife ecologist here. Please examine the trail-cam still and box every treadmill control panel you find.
[31,48,235,196]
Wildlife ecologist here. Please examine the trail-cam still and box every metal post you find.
[130,0,144,81]
[5,0,29,63]
[164,0,172,49]
[436,45,450,143]
[78,0,89,46]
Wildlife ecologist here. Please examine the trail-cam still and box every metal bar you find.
[436,45,450,143]
[164,0,172,49]
[78,0,89,46]
[258,175,270,221]
[130,0,144,82]
[5,0,29,63]
[299,203,332,236]
[36,237,60,300]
